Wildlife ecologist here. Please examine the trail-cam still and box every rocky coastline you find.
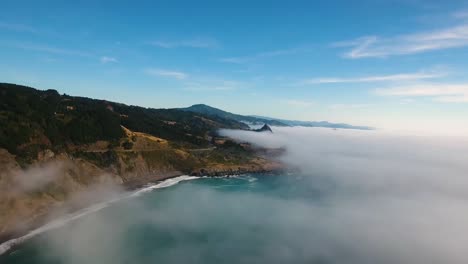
[0,161,285,255]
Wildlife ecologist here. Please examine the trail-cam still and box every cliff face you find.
[0,149,119,236]
[0,128,283,241]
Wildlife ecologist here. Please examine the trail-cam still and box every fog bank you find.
[218,127,468,263]
[5,127,468,264]
[221,127,468,197]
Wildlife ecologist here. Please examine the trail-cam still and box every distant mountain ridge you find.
[180,104,373,130]
[179,104,288,126]
[250,115,374,130]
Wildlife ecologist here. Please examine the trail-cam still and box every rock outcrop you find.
[254,124,273,133]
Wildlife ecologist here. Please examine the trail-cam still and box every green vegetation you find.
[0,83,250,163]
[113,104,248,146]
[0,83,123,154]
[73,150,119,168]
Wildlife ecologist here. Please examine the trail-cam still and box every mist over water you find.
[3,127,468,264]
[221,127,468,263]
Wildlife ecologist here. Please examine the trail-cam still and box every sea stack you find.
[255,124,273,133]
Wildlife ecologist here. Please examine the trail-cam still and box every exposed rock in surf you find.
[254,124,273,133]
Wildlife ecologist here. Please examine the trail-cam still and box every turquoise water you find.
[0,174,332,264]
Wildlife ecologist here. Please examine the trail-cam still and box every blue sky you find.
[2,0,468,134]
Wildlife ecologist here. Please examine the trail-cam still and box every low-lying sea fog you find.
[2,127,468,264]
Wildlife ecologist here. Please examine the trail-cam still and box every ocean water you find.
[0,174,331,264]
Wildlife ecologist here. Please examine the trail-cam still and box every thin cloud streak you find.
[182,80,241,92]
[145,68,188,79]
[304,71,445,84]
[220,47,305,64]
[182,86,235,92]
[148,38,219,49]
[284,99,314,107]
[453,10,468,19]
[100,56,118,64]
[329,104,371,110]
[9,42,92,57]
[376,83,468,103]
[0,22,38,34]
[336,24,468,59]
[6,42,118,62]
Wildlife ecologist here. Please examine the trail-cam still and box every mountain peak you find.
[189,104,212,108]
[183,104,231,117]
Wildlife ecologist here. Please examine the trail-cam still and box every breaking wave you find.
[0,175,200,255]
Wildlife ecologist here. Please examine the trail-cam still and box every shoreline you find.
[0,165,284,256]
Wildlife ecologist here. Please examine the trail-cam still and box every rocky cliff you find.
[0,127,283,243]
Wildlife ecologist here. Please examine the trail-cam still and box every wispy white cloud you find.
[376,83,468,103]
[304,71,445,84]
[8,42,92,57]
[284,99,314,107]
[335,24,468,59]
[148,38,219,49]
[145,68,188,79]
[183,86,235,92]
[400,98,415,105]
[329,104,371,110]
[41,57,59,63]
[434,95,468,103]
[5,41,120,63]
[6,41,118,62]
[220,47,304,64]
[182,80,241,91]
[219,57,249,64]
[100,56,118,64]
[453,10,468,19]
[0,21,38,33]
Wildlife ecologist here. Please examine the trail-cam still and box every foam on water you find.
[131,175,200,197]
[0,175,200,255]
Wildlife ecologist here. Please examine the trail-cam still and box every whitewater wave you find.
[131,175,200,197]
[0,175,200,256]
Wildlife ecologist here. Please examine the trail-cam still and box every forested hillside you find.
[0,83,248,163]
